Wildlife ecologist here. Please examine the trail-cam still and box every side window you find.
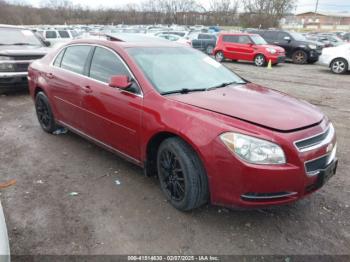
[277,32,289,41]
[58,31,70,38]
[89,47,130,83]
[223,35,238,43]
[263,31,277,41]
[45,31,57,39]
[53,49,65,67]
[198,34,210,40]
[61,45,92,75]
[238,36,252,44]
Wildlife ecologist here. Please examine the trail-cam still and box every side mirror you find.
[109,75,132,89]
[283,36,291,42]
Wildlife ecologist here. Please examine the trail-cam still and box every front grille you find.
[305,144,337,175]
[294,124,334,152]
[14,63,30,72]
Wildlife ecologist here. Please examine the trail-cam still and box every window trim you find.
[50,43,143,98]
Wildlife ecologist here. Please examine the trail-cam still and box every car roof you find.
[220,33,257,36]
[0,24,28,30]
[64,38,187,49]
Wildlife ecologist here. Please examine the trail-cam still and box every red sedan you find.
[28,39,337,211]
[214,33,286,66]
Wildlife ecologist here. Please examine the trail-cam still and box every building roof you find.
[296,11,350,18]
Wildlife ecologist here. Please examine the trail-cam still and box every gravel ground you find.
[0,62,349,256]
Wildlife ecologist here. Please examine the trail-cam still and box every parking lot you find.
[0,62,349,256]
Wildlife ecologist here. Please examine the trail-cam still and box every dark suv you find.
[189,33,217,55]
[249,30,324,64]
[0,25,48,94]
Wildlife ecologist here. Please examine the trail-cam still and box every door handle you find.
[46,73,54,79]
[81,85,92,94]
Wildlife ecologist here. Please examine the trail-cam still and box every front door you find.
[81,46,143,161]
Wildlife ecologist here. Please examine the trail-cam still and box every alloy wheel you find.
[215,52,224,62]
[36,97,52,129]
[293,51,307,64]
[255,55,265,66]
[158,149,186,201]
[331,60,346,74]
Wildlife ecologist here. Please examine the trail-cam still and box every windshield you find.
[289,32,307,41]
[0,28,43,46]
[250,35,267,45]
[128,47,245,94]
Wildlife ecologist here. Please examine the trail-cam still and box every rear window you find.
[60,45,92,75]
[58,31,70,38]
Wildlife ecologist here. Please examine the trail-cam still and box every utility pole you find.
[314,0,319,28]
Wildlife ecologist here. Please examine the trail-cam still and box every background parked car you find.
[157,34,191,46]
[214,33,285,66]
[188,33,217,55]
[318,44,350,74]
[0,25,48,94]
[249,29,324,64]
[0,200,10,262]
[38,29,78,46]
[306,33,345,47]
[343,33,350,42]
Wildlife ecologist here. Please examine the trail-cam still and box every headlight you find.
[220,132,286,165]
[0,56,12,61]
[266,47,277,54]
[0,63,15,71]
[308,44,317,49]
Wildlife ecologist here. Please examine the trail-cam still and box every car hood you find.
[0,45,49,56]
[168,83,324,132]
[322,43,350,54]
[298,40,324,48]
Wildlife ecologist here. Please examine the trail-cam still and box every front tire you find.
[292,50,307,64]
[157,137,208,211]
[254,54,266,67]
[330,58,348,74]
[35,92,58,133]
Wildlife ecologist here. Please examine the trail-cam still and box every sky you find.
[16,0,350,14]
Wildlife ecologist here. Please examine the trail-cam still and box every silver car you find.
[0,201,10,262]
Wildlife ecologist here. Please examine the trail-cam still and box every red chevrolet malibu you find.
[28,39,337,211]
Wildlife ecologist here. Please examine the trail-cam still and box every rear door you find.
[222,35,239,60]
[81,46,143,160]
[48,45,93,130]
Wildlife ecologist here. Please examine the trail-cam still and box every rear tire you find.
[157,137,209,211]
[292,50,307,64]
[206,45,214,55]
[35,92,58,133]
[215,51,225,62]
[330,58,348,74]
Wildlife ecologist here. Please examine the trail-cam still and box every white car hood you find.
[322,43,350,56]
[0,201,10,262]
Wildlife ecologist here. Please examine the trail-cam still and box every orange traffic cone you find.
[267,59,272,69]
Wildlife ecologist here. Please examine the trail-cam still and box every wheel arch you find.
[143,131,207,179]
[329,57,349,69]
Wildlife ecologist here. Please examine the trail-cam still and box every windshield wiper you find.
[161,88,207,95]
[206,81,243,91]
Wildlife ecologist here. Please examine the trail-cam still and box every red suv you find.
[214,33,286,66]
[28,39,337,211]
